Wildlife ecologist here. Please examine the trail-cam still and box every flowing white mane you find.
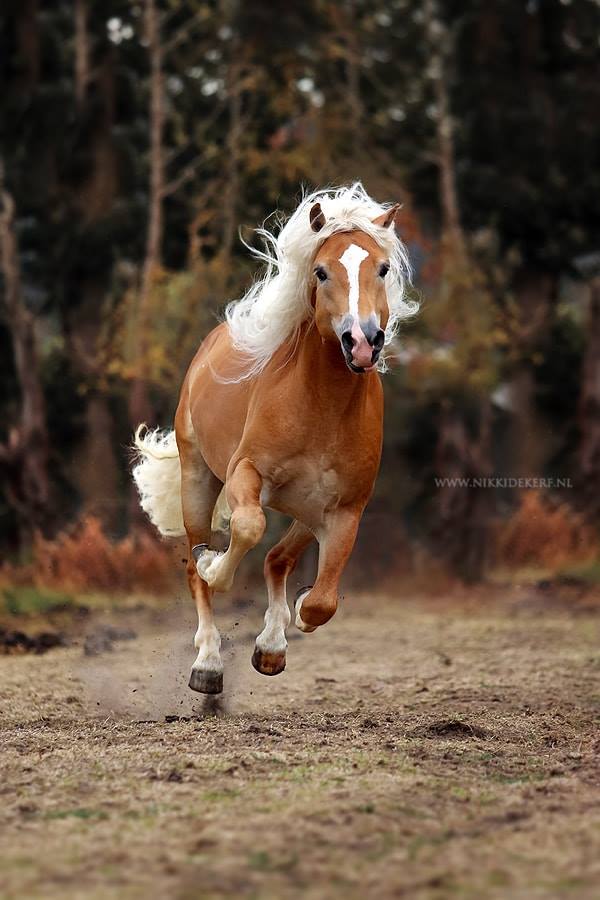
[225,182,416,379]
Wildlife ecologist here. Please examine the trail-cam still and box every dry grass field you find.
[1,585,600,899]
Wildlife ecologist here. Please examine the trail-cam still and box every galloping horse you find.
[133,184,415,694]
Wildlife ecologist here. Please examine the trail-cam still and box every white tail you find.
[132,425,185,537]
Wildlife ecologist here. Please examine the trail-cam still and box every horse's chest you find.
[244,383,382,523]
[260,454,359,527]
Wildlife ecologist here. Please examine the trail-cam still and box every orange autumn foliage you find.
[0,517,177,595]
[497,491,598,571]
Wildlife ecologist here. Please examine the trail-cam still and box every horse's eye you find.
[315,267,328,283]
[379,262,390,278]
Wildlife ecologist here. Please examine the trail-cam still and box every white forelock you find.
[224,182,417,380]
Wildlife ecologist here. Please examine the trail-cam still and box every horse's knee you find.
[231,506,265,548]
[264,545,293,580]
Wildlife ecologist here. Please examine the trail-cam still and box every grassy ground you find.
[1,585,600,899]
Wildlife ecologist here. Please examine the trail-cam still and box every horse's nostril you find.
[373,329,385,351]
[341,331,354,353]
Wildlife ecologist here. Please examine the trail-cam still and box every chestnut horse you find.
[133,184,414,693]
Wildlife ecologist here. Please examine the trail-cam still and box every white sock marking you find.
[339,243,369,319]
[256,597,291,656]
[192,622,223,673]
[294,588,317,633]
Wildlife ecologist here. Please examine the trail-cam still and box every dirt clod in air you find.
[83,624,137,656]
[411,719,488,739]
[0,627,65,655]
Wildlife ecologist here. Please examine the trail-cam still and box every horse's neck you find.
[293,322,374,406]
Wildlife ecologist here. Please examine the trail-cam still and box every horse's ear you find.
[310,202,326,233]
[373,203,400,230]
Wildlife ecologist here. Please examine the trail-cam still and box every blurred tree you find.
[418,0,498,580]
[448,0,600,494]
[0,158,49,546]
[128,0,165,431]
[578,267,600,522]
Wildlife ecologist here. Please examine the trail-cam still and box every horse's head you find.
[309,203,399,374]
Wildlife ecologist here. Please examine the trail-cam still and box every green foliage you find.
[44,808,109,821]
[557,559,600,587]
[1,586,76,617]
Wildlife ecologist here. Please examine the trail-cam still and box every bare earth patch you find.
[1,587,600,899]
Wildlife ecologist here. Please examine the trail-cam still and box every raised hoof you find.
[194,546,232,592]
[189,668,223,694]
[251,647,286,677]
[191,543,209,563]
[295,585,317,633]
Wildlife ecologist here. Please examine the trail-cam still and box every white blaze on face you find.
[339,243,369,320]
[338,243,376,368]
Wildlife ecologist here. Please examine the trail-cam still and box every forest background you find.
[1,0,599,597]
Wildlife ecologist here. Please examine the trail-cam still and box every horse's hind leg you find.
[195,458,265,593]
[179,436,223,693]
[252,520,314,676]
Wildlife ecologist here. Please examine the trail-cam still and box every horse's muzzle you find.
[341,327,384,373]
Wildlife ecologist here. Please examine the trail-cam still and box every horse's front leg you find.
[252,520,314,676]
[194,458,265,593]
[295,506,361,632]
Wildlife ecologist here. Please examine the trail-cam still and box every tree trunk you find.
[15,0,40,94]
[76,392,121,529]
[220,59,243,266]
[0,160,50,546]
[424,0,495,580]
[423,0,463,254]
[74,0,90,110]
[129,0,164,430]
[342,0,363,155]
[507,268,555,479]
[63,36,121,533]
[64,289,122,534]
[435,400,493,582]
[579,277,600,521]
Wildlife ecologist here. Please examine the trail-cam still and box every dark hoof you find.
[189,668,223,694]
[251,647,286,677]
[191,543,209,564]
[295,585,313,600]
